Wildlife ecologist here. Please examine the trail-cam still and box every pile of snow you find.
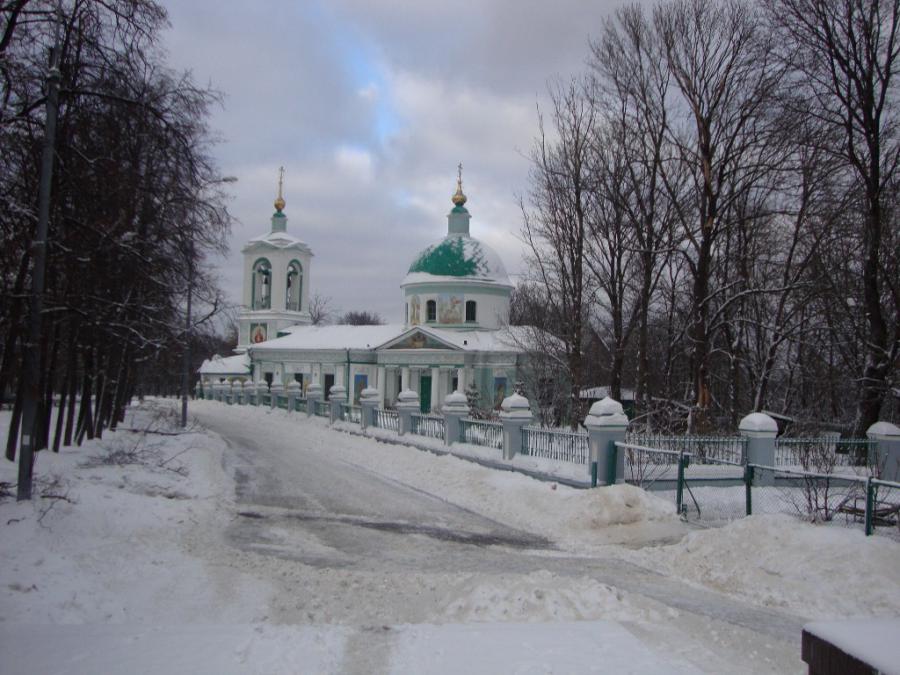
[628,514,900,619]
[439,570,675,625]
[0,403,273,624]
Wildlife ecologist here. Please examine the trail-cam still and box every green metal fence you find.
[373,409,399,432]
[340,403,362,424]
[411,413,445,440]
[522,427,589,464]
[624,433,747,465]
[460,419,502,450]
[313,400,329,417]
[774,437,873,468]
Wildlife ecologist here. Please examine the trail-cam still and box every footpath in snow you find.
[0,399,898,674]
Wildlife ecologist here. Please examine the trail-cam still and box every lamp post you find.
[18,18,62,501]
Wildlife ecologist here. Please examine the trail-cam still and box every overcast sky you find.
[158,0,626,323]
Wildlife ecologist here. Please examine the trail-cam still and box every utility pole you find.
[18,26,62,501]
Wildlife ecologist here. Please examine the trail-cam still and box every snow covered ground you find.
[1,399,898,674]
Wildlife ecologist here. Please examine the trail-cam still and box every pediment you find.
[378,328,459,351]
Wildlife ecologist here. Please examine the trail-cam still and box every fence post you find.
[744,464,754,515]
[739,412,777,487]
[359,387,380,430]
[583,397,628,486]
[442,390,468,446]
[396,389,419,436]
[271,382,282,410]
[866,421,900,482]
[255,382,267,407]
[329,385,347,423]
[675,452,686,515]
[864,476,875,536]
[286,380,301,412]
[306,383,322,418]
[499,393,532,461]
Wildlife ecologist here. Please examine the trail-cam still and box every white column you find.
[456,367,465,392]
[377,366,386,408]
[401,367,410,391]
[430,367,440,414]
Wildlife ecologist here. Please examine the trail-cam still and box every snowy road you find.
[191,404,807,674]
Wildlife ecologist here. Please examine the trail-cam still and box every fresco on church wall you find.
[410,295,421,325]
[388,332,450,350]
[354,374,368,403]
[438,294,463,323]
[250,323,267,343]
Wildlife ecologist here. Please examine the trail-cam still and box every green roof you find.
[408,236,489,277]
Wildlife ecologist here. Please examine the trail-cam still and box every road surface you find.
[190,405,806,674]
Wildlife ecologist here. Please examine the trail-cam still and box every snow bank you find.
[0,403,274,625]
[628,514,900,619]
[439,570,676,624]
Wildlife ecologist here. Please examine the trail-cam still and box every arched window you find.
[286,260,302,311]
[465,300,477,322]
[426,299,437,322]
[252,258,271,310]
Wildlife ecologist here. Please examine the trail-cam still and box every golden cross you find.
[457,162,463,188]
[277,166,285,199]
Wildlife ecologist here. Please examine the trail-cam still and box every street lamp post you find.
[18,30,62,501]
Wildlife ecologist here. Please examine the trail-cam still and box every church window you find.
[426,299,436,322]
[286,260,302,311]
[252,259,272,310]
[465,300,477,322]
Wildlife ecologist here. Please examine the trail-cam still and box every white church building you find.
[199,171,534,414]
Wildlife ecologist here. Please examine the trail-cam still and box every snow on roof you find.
[197,353,250,375]
[242,230,310,251]
[250,324,407,351]
[250,323,542,354]
[416,325,532,351]
[402,235,512,288]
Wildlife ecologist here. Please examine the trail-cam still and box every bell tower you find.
[236,167,314,351]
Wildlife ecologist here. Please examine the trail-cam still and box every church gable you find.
[379,328,459,351]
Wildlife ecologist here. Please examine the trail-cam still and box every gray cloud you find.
[159,0,627,323]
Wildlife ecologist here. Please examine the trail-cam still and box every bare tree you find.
[337,310,383,325]
[766,0,900,435]
[307,293,333,326]
[654,0,785,428]
[520,79,595,426]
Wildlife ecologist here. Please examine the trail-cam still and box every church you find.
[198,169,535,414]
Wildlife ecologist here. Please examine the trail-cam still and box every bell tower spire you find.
[271,166,287,233]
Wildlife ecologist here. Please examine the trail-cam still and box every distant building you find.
[199,169,536,413]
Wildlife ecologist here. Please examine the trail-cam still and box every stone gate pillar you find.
[584,397,629,486]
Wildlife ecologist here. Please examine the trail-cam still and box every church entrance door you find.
[419,375,431,413]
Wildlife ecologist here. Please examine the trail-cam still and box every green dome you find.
[405,235,510,284]
[409,237,480,276]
